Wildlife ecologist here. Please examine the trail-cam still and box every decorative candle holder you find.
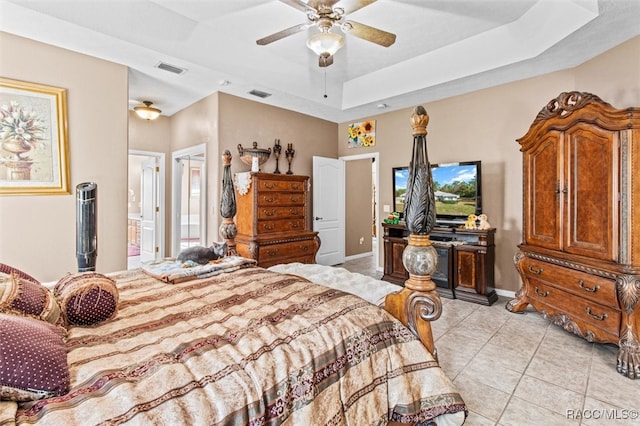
[237,141,271,172]
[273,139,282,174]
[285,143,295,175]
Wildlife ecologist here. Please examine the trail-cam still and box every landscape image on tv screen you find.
[431,164,478,217]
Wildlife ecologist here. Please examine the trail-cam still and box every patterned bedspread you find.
[9,266,466,425]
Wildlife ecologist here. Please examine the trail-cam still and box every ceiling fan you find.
[256,0,396,67]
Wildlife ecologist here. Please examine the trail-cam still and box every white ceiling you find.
[1,0,639,123]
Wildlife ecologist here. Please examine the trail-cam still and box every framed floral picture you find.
[347,120,376,148]
[0,78,70,195]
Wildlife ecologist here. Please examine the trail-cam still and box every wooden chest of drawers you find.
[235,173,319,267]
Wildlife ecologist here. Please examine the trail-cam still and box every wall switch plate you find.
[383,205,391,213]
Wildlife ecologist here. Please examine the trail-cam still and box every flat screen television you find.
[393,161,482,226]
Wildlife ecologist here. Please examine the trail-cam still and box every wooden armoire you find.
[507,92,640,379]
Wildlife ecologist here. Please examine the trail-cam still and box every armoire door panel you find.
[564,126,618,261]
[525,133,562,250]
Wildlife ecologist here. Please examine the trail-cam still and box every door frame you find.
[128,150,166,261]
[339,152,380,271]
[171,144,207,256]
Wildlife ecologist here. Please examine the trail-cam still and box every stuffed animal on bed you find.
[177,242,228,265]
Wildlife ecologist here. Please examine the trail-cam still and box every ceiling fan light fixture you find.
[306,31,345,57]
[134,101,161,120]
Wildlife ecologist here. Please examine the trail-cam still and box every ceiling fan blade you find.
[336,0,377,14]
[319,54,334,67]
[279,0,315,13]
[344,20,396,47]
[256,23,310,45]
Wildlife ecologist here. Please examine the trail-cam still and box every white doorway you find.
[172,144,206,257]
[128,150,165,269]
[340,152,380,271]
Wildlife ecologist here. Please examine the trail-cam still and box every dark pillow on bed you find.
[0,273,63,325]
[54,272,119,326]
[0,313,70,401]
[0,262,39,284]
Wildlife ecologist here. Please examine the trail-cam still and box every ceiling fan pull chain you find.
[324,68,328,99]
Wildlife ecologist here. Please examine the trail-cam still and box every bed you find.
[1,260,466,425]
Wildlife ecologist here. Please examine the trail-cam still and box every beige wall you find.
[3,29,639,290]
[345,159,373,256]
[0,32,128,282]
[167,92,338,246]
[339,35,640,293]
[218,93,339,177]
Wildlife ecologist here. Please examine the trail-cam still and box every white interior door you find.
[313,156,345,265]
[139,157,158,262]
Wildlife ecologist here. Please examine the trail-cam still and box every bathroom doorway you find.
[127,150,165,269]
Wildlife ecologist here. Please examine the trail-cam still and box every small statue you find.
[285,143,295,175]
[477,214,492,230]
[177,242,228,265]
[273,139,282,174]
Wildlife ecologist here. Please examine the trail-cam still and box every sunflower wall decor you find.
[347,120,376,148]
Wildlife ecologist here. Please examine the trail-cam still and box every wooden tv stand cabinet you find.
[382,223,498,305]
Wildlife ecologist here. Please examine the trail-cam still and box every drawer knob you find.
[528,265,543,275]
[291,222,299,228]
[264,196,275,203]
[262,223,275,230]
[289,208,299,215]
[265,183,275,189]
[301,245,309,251]
[586,307,607,321]
[291,183,300,190]
[267,249,279,257]
[534,287,549,297]
[579,280,599,293]
[263,209,276,217]
[290,196,300,202]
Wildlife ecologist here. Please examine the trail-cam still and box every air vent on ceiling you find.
[249,89,272,99]
[155,62,187,75]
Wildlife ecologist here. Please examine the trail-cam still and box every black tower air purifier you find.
[76,182,97,272]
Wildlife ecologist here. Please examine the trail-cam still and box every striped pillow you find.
[54,272,119,326]
[0,273,62,325]
[0,263,39,284]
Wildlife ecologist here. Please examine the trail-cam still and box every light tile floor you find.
[337,255,639,426]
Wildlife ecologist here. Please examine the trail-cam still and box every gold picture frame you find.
[0,77,70,195]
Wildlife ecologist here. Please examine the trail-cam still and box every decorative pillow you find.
[0,313,70,401]
[0,262,39,284]
[54,272,119,326]
[0,273,62,325]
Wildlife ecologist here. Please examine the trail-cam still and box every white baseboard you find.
[345,252,373,261]
[495,288,516,299]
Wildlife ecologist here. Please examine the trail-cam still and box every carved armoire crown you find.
[507,92,640,379]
